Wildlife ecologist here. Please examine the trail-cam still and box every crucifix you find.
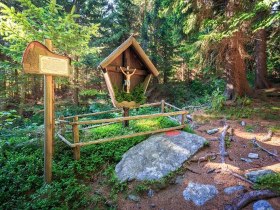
[120,66,136,93]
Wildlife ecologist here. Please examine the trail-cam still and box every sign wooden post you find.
[44,39,54,183]
[22,39,71,183]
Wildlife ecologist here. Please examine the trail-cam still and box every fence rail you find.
[57,101,187,160]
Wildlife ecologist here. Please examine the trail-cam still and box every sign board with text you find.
[22,41,70,77]
[39,55,70,76]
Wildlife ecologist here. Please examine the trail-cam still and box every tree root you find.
[224,190,279,210]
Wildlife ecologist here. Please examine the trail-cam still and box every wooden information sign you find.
[22,39,71,183]
[22,41,70,77]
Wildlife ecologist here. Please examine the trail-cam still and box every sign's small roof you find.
[99,36,159,76]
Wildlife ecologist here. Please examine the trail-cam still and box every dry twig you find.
[252,138,278,158]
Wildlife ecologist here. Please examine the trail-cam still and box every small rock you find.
[175,176,184,185]
[241,158,253,163]
[248,153,259,159]
[253,200,274,210]
[183,182,218,206]
[207,128,219,135]
[245,169,275,183]
[128,194,140,202]
[150,203,156,208]
[147,189,154,198]
[224,185,245,195]
[241,121,246,126]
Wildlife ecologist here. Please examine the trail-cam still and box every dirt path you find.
[117,117,280,209]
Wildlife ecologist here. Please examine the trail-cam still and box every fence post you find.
[181,111,186,127]
[123,107,130,127]
[161,100,165,113]
[73,116,80,160]
[60,116,66,135]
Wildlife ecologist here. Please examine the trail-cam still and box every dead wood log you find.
[190,153,218,163]
[252,138,278,158]
[219,125,230,163]
[261,130,273,142]
[224,190,279,210]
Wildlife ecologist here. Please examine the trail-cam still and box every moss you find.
[254,173,280,193]
[114,84,146,104]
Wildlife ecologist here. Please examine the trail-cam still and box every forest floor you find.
[100,95,280,209]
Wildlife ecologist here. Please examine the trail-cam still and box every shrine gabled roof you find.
[99,36,159,76]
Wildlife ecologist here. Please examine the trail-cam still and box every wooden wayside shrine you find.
[99,35,159,109]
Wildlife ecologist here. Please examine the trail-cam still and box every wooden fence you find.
[57,101,187,160]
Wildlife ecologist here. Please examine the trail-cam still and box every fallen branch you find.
[227,171,254,185]
[219,125,230,163]
[252,138,278,158]
[209,137,219,141]
[260,130,273,142]
[190,153,218,163]
[186,167,201,174]
[224,190,279,210]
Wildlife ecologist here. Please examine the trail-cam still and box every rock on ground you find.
[183,182,218,206]
[128,194,140,202]
[253,200,274,210]
[245,169,275,183]
[224,185,245,195]
[115,131,206,182]
[248,153,259,159]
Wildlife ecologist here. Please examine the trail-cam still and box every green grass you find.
[84,116,180,142]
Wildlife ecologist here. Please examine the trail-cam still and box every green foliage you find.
[203,141,210,147]
[225,136,231,148]
[79,89,100,97]
[0,110,21,130]
[0,103,189,209]
[245,125,256,133]
[114,84,146,104]
[210,89,226,111]
[254,173,280,193]
[183,125,195,134]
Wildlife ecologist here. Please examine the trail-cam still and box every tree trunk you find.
[255,29,270,89]
[224,32,251,100]
[163,70,168,83]
[73,66,79,105]
[19,75,26,115]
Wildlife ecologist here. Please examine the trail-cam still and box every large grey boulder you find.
[183,182,218,206]
[115,131,206,181]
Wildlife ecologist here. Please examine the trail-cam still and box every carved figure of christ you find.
[120,66,137,93]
